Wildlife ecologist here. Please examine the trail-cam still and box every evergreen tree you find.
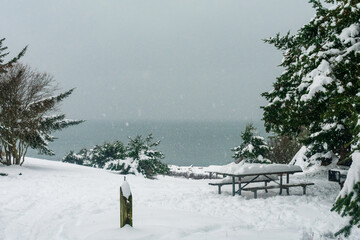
[231,124,270,164]
[262,0,360,165]
[0,38,26,164]
[261,0,360,236]
[0,64,83,165]
[127,134,169,178]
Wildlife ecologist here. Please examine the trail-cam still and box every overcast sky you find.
[1,0,315,121]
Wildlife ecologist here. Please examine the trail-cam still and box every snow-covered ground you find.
[1,158,359,240]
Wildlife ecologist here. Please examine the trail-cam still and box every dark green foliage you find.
[62,151,84,165]
[262,0,360,165]
[90,141,126,168]
[64,141,127,169]
[0,38,27,73]
[127,134,168,178]
[137,158,170,178]
[127,134,163,160]
[107,162,132,173]
[266,135,301,164]
[231,124,270,164]
[0,39,26,165]
[332,182,360,237]
[26,91,84,156]
[63,134,169,178]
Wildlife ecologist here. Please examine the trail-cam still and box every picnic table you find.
[207,163,314,198]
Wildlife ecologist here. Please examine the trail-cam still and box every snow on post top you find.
[121,180,131,199]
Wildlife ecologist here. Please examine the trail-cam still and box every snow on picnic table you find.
[0,158,359,240]
[216,162,302,175]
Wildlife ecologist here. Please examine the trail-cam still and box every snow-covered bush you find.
[231,124,270,164]
[63,134,169,178]
[127,134,169,178]
[105,158,137,174]
[62,150,85,165]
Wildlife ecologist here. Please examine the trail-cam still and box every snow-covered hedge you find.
[62,134,169,178]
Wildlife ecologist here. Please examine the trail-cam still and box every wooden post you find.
[120,177,133,228]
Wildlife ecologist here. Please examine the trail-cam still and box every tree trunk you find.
[20,144,29,166]
[338,145,352,166]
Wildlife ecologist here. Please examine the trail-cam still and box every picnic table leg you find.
[302,186,306,195]
[218,185,221,194]
[232,176,236,196]
[279,174,283,195]
[264,181,268,193]
[238,177,242,195]
[286,173,290,195]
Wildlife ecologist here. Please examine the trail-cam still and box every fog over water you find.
[27,119,267,166]
[2,0,315,121]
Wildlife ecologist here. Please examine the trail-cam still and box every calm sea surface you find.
[27,120,267,166]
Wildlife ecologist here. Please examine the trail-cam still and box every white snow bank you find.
[290,146,308,169]
[1,158,359,240]
[290,146,339,174]
[340,151,360,198]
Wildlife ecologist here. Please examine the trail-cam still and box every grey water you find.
[27,120,267,167]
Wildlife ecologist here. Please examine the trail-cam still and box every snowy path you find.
[0,158,359,240]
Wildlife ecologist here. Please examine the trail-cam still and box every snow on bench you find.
[242,183,315,199]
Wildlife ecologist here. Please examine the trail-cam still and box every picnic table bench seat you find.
[209,175,279,194]
[242,182,315,199]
